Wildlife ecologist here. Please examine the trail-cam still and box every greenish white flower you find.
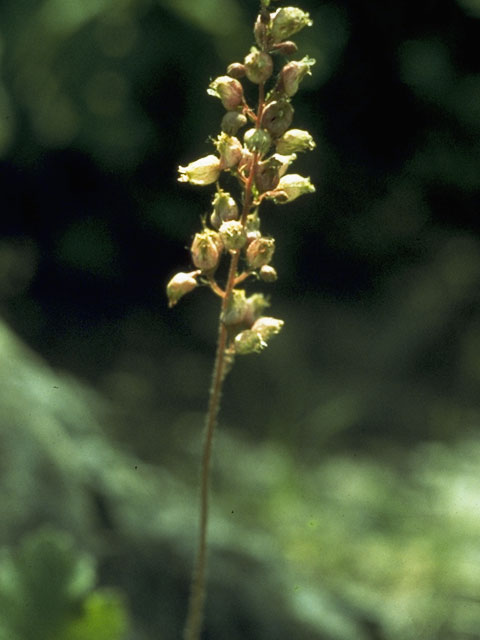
[214,133,243,169]
[219,220,247,251]
[191,229,222,271]
[270,7,313,42]
[207,76,244,110]
[278,56,316,97]
[244,47,273,84]
[212,189,239,225]
[178,155,221,186]
[234,330,266,355]
[251,317,284,341]
[166,271,199,307]
[274,173,315,203]
[246,237,275,269]
[276,129,316,154]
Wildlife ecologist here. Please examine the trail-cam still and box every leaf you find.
[58,590,128,640]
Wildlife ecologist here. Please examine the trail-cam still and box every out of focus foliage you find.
[0,529,128,640]
[1,0,480,639]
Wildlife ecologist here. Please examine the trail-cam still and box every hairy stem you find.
[183,88,264,640]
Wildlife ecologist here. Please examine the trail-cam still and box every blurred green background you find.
[1,0,480,638]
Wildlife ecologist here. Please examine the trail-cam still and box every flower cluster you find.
[168,1,315,355]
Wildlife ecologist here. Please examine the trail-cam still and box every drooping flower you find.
[276,129,316,154]
[273,173,315,203]
[246,237,275,269]
[214,133,243,169]
[270,7,313,42]
[190,230,222,271]
[207,76,244,110]
[178,155,221,186]
[277,56,316,97]
[166,271,199,307]
[244,47,273,84]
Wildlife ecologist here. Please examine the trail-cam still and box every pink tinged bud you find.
[270,7,313,42]
[251,316,284,341]
[221,111,247,135]
[207,76,244,110]
[278,56,316,97]
[276,129,315,154]
[166,271,199,308]
[178,155,221,186]
[259,265,278,282]
[244,128,272,155]
[227,63,246,79]
[219,220,247,251]
[270,41,298,56]
[234,329,266,355]
[246,237,275,269]
[214,133,243,169]
[191,229,222,271]
[244,47,274,84]
[212,190,239,223]
[273,173,315,204]
[261,100,294,138]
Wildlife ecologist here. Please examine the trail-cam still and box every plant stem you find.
[183,85,264,640]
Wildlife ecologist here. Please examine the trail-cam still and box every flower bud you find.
[227,63,246,79]
[244,47,273,84]
[261,100,294,138]
[259,265,278,282]
[191,229,222,271]
[234,329,266,355]
[244,128,272,155]
[166,271,199,307]
[221,111,247,136]
[276,129,315,154]
[222,289,248,326]
[214,133,243,169]
[212,189,239,223]
[270,41,298,55]
[251,316,284,340]
[246,237,275,269]
[178,155,221,186]
[207,76,244,110]
[272,173,315,203]
[270,7,313,42]
[219,220,247,251]
[277,56,315,97]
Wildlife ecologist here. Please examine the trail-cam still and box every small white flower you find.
[251,317,284,341]
[178,155,221,186]
[166,271,199,307]
[274,174,315,203]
